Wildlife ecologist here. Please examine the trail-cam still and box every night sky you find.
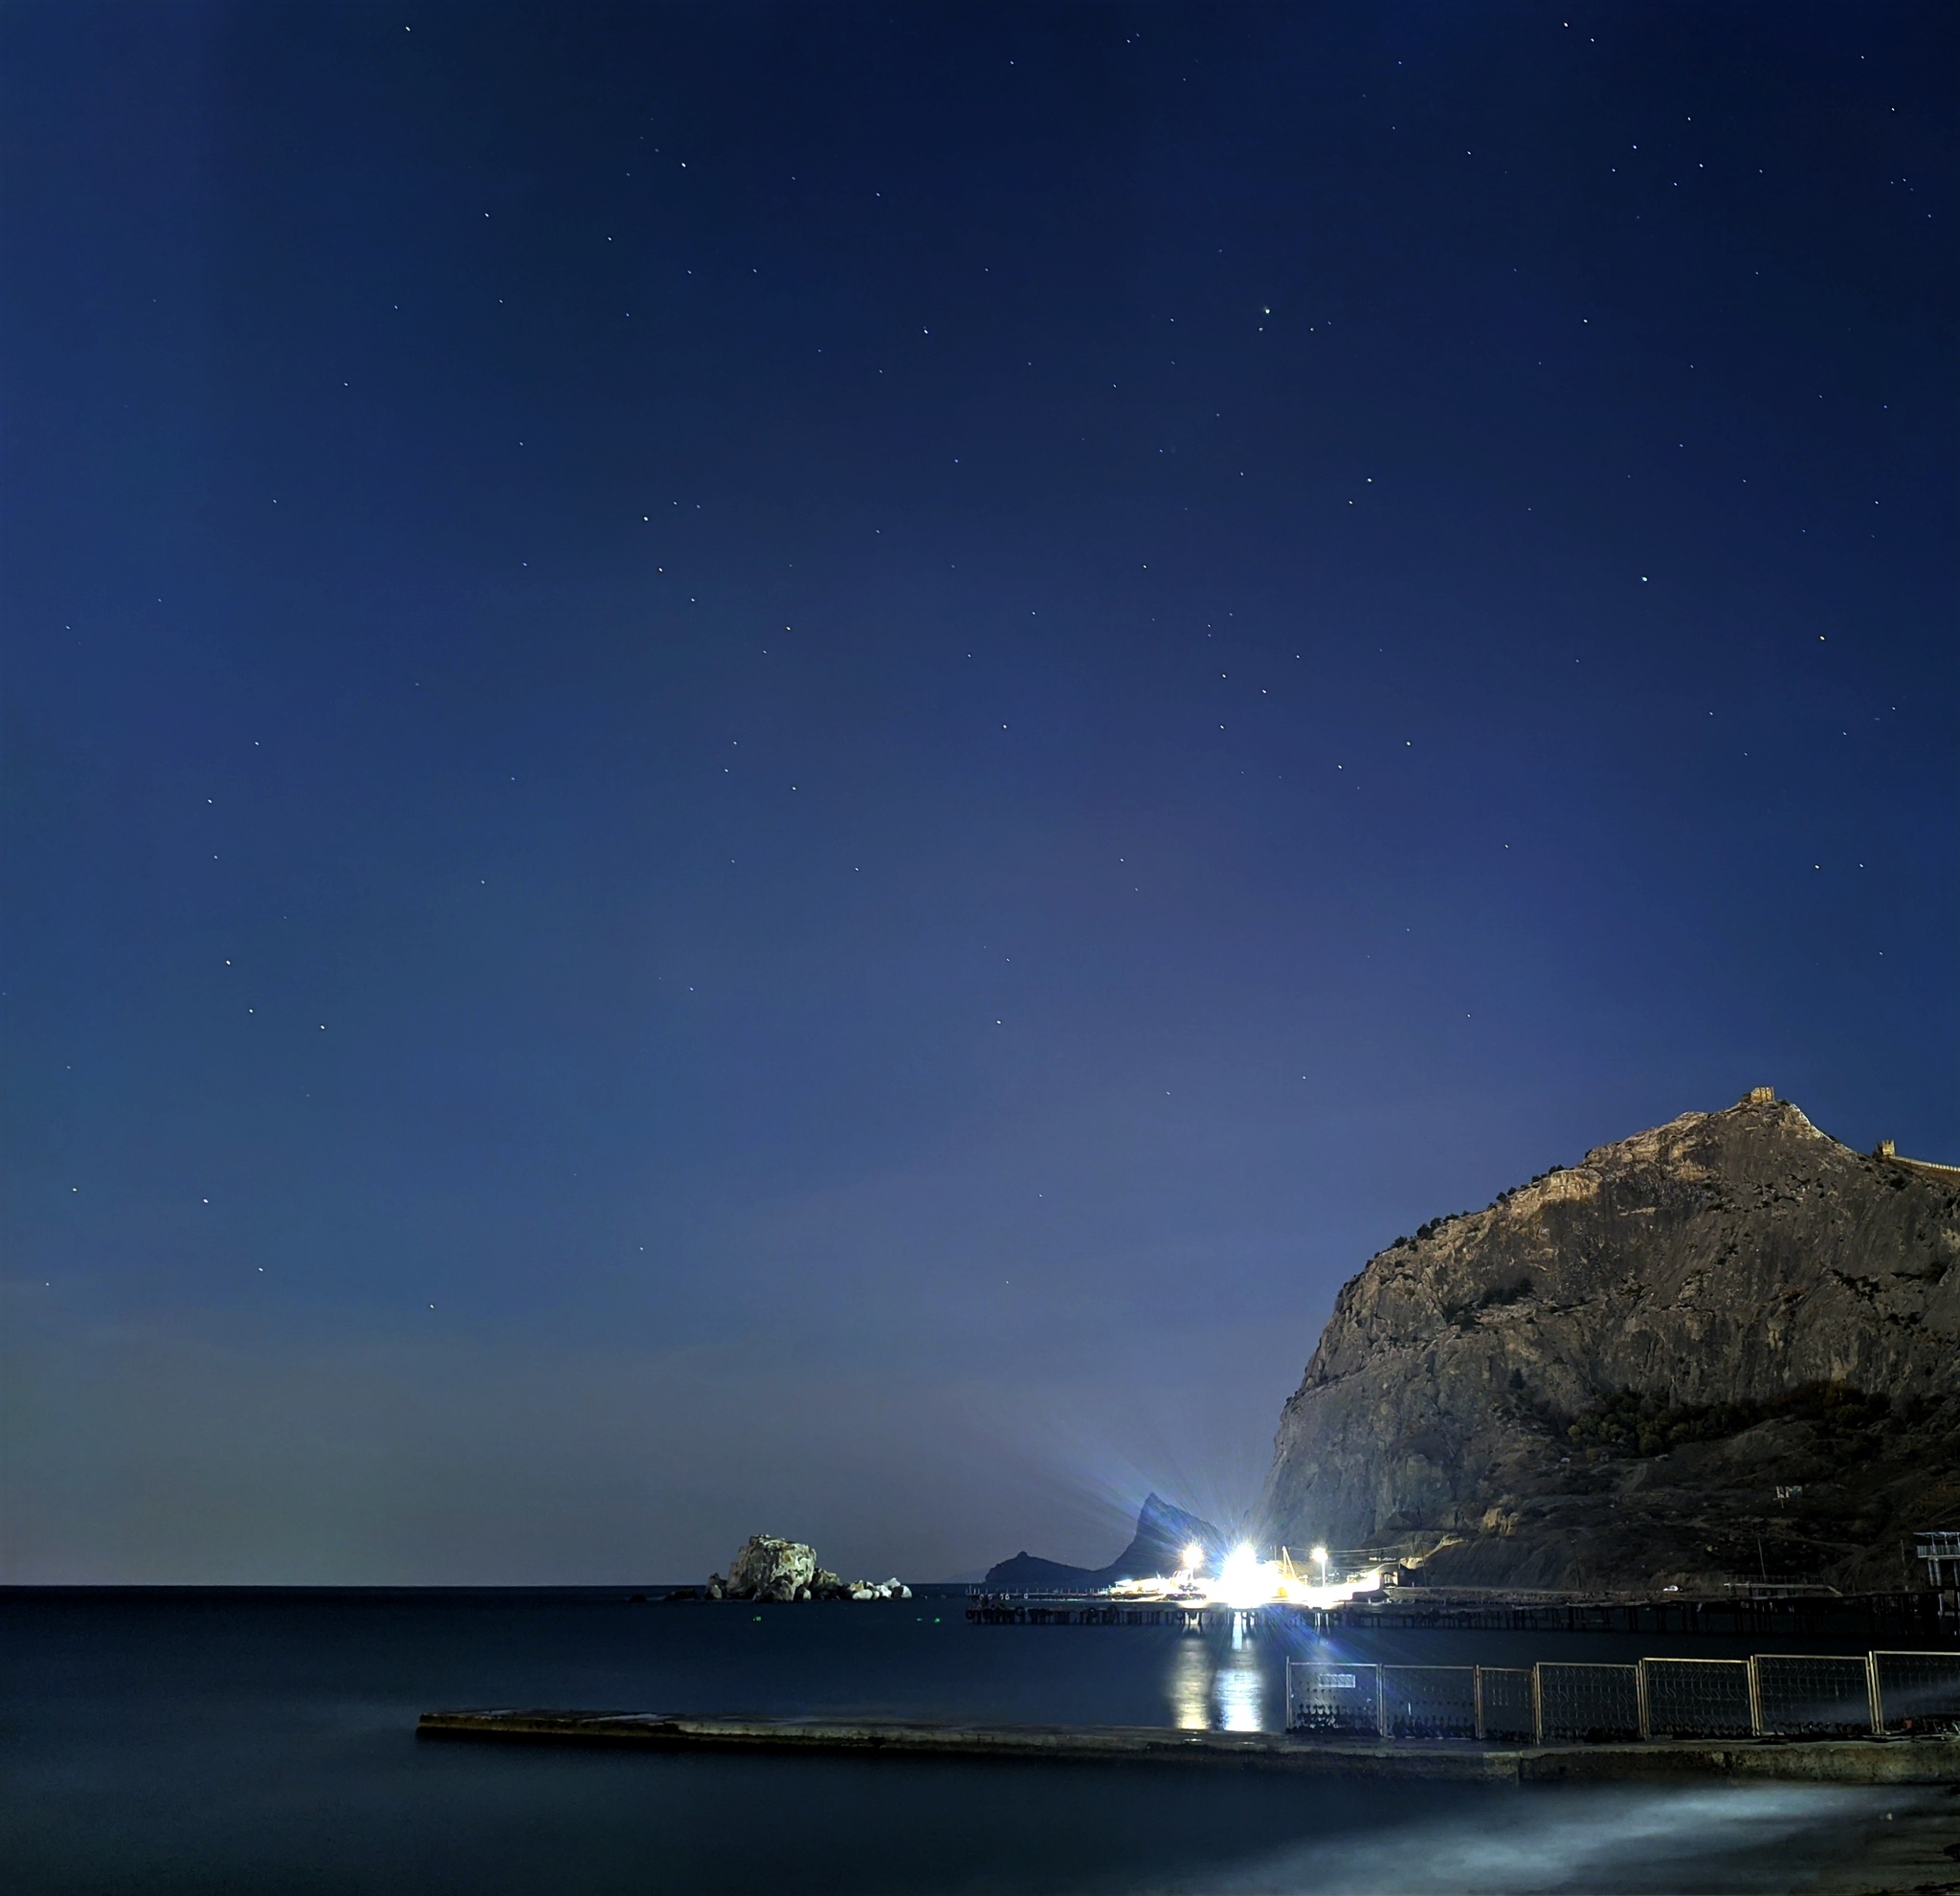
[4,5,1953,1584]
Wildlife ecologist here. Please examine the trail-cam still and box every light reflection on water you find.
[1169,1639,1211,1729]
[1214,1617,1265,1730]
[1164,1621,1269,1732]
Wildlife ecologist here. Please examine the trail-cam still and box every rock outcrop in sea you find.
[1258,1090,1960,1593]
[676,1534,911,1602]
[983,1493,1226,1591]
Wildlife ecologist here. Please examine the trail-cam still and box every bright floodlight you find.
[1311,1545,1328,1566]
[1183,1542,1204,1571]
[1218,1541,1266,1608]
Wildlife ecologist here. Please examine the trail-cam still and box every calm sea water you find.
[0,1589,1934,1893]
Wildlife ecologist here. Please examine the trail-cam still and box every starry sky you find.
[3,4,1953,1584]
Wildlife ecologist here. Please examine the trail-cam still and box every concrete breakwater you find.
[415,1708,1960,1785]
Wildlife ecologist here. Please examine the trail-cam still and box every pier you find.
[964,1587,1946,1640]
[965,1597,1217,1630]
[416,1708,1960,1785]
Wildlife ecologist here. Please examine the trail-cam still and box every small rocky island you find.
[665,1534,912,1602]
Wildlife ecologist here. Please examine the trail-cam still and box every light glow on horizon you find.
[1107,1543,1382,1610]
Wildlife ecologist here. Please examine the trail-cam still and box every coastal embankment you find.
[417,1707,1960,1786]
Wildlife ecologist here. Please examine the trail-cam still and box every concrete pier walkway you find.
[416,1708,1960,1785]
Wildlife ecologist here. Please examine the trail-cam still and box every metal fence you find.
[1870,1649,1960,1733]
[1285,1663,1564,1740]
[1535,1662,1642,1743]
[1286,1662,1381,1736]
[1283,1649,1960,1745]
[1382,1665,1478,1739]
[1641,1657,1754,1739]
[1473,1666,1535,1742]
[1750,1654,1873,1737]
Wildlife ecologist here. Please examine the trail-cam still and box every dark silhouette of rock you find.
[1258,1091,1960,1593]
[983,1493,1226,1591]
[982,1550,1102,1591]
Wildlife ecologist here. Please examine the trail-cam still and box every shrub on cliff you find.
[1562,1381,1892,1459]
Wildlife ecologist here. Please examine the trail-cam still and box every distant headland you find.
[983,1493,1226,1592]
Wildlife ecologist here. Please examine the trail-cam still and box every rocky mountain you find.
[984,1493,1225,1591]
[1258,1091,1960,1593]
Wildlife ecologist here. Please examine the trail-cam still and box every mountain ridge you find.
[983,1493,1225,1592]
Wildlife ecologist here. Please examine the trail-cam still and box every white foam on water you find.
[1123,1782,1924,1895]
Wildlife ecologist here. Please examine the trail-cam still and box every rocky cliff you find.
[1258,1091,1960,1593]
[984,1494,1225,1591]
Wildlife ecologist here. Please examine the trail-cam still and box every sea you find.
[2,1587,1948,1894]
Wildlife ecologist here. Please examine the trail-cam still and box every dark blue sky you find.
[4,3,1953,1583]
